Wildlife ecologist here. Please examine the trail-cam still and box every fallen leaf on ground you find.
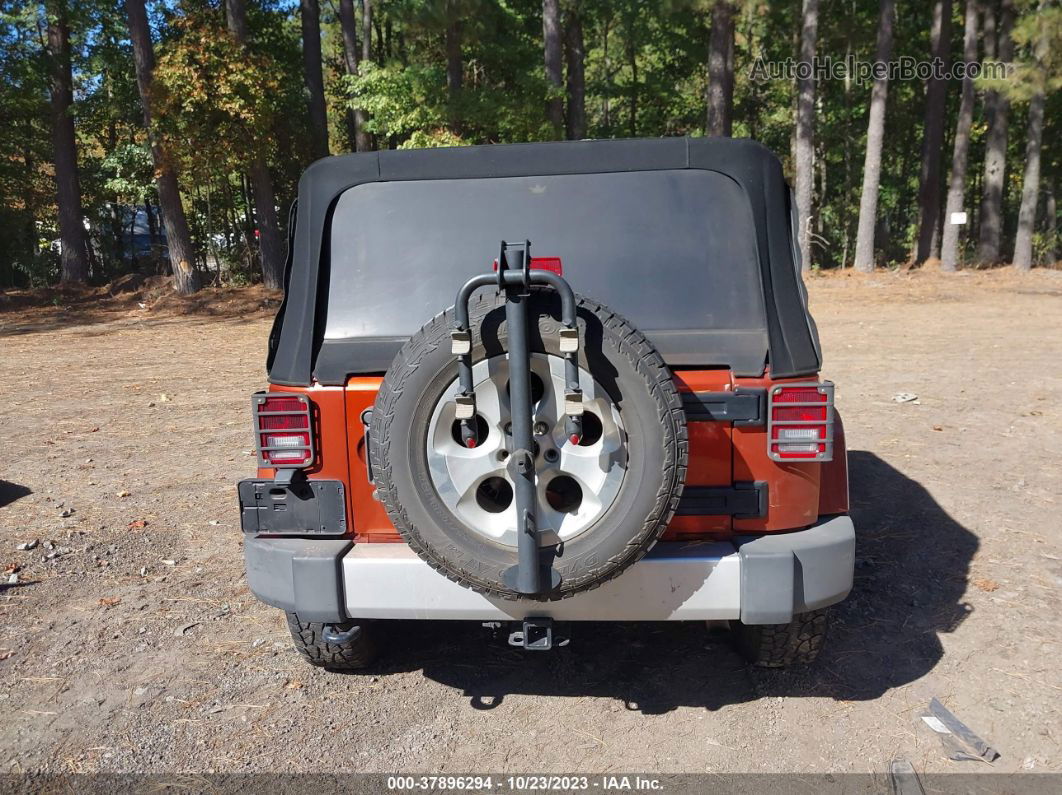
[972,578,999,592]
[284,680,303,690]
[98,597,121,608]
[117,491,130,498]
[0,650,14,661]
[4,563,20,574]
[128,519,148,529]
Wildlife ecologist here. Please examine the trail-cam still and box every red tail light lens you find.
[491,256,564,275]
[768,382,834,461]
[253,393,314,468]
[529,256,563,275]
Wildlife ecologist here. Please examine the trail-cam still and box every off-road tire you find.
[369,287,688,601]
[286,613,378,671]
[731,608,829,667]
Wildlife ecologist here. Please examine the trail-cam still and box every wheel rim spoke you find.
[426,353,627,548]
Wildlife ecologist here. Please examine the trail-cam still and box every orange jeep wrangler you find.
[238,137,854,670]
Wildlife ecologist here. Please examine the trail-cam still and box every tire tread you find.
[369,289,688,601]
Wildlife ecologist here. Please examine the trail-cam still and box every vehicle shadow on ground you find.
[0,480,32,509]
[371,451,977,714]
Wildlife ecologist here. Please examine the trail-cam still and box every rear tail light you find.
[253,392,314,468]
[768,382,834,461]
[492,256,564,275]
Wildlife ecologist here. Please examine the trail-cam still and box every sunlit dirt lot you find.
[1,268,1060,775]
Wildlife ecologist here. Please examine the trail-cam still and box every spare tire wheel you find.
[369,288,687,600]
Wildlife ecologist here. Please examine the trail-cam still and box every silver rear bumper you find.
[337,515,855,623]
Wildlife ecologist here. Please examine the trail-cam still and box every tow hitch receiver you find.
[508,618,568,651]
[452,240,581,597]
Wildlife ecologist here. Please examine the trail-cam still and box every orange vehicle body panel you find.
[343,377,401,542]
[817,413,849,516]
[662,370,733,539]
[257,369,846,543]
[731,373,823,533]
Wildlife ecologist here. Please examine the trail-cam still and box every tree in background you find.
[853,0,895,272]
[1,0,1058,288]
[564,0,586,140]
[794,0,819,270]
[706,0,734,137]
[1012,2,1053,269]
[543,0,564,136]
[977,0,1016,265]
[125,0,200,294]
[46,0,90,284]
[940,0,979,272]
[300,0,329,160]
[445,0,463,134]
[913,0,953,264]
[225,0,283,288]
[336,0,374,152]
[44,0,90,284]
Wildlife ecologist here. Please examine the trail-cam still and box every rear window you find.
[323,169,768,368]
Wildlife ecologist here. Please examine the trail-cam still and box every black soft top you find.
[268,137,821,386]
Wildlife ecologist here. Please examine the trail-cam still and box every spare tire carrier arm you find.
[451,241,582,595]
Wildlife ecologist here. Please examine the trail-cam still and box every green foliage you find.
[101,142,154,202]
[345,62,449,140]
[981,3,1062,101]
[153,2,286,176]
[0,0,1058,286]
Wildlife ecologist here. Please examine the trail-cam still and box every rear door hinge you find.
[681,387,765,426]
[675,482,768,519]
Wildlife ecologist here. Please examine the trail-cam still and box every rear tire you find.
[730,608,829,667]
[286,612,378,671]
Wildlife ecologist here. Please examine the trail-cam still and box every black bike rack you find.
[451,241,583,596]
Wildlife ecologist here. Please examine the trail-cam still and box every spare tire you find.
[369,287,687,601]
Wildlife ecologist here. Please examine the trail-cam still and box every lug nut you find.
[543,449,559,463]
[534,421,549,436]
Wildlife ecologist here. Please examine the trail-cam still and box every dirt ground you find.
[0,268,1060,777]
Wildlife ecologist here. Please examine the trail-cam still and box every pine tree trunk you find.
[1013,90,1045,269]
[706,0,734,137]
[853,0,895,272]
[940,0,979,272]
[795,0,819,271]
[445,3,463,134]
[976,0,1014,264]
[46,0,90,285]
[338,0,360,151]
[125,0,200,294]
[300,0,329,160]
[914,0,952,264]
[564,4,586,140]
[226,0,284,289]
[627,20,638,137]
[543,0,564,136]
[1044,179,1057,264]
[356,0,373,151]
